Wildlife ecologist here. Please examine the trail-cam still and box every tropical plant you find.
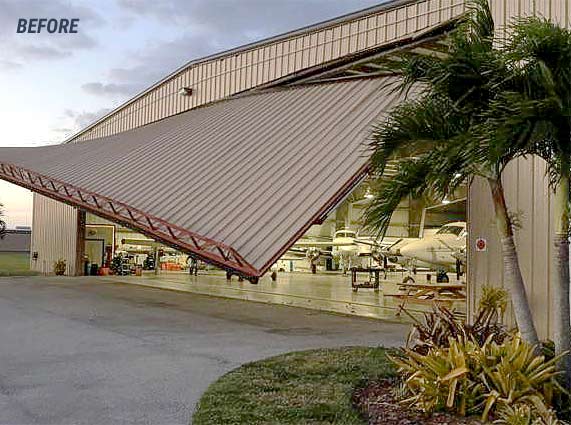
[110,254,123,275]
[406,286,509,354]
[53,259,66,276]
[392,333,566,423]
[495,404,562,425]
[479,286,508,318]
[364,0,539,344]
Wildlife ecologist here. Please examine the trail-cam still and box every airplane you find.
[398,222,466,269]
[291,220,467,275]
[291,229,402,273]
[394,221,467,282]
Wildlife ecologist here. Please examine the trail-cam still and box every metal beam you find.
[0,162,259,278]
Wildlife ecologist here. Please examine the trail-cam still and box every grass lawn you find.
[0,252,39,276]
[193,347,395,425]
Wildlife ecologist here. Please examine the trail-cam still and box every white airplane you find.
[290,221,466,275]
[292,229,401,273]
[397,221,467,272]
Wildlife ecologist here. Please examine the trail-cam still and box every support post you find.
[74,209,86,276]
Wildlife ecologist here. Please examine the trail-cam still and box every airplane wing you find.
[353,236,409,248]
[293,240,354,247]
[286,247,333,257]
[381,238,404,251]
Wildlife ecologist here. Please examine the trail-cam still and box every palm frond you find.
[364,157,433,237]
[457,0,495,46]
[368,95,468,175]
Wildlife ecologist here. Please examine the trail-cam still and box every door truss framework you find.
[0,162,259,278]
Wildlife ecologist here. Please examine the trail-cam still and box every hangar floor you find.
[103,270,466,322]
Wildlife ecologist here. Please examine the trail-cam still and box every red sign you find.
[476,238,487,252]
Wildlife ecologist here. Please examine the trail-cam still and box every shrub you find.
[407,286,510,354]
[392,334,565,423]
[494,404,561,425]
[393,286,567,424]
[53,259,66,276]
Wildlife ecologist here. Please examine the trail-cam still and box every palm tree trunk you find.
[488,178,539,345]
[553,174,571,389]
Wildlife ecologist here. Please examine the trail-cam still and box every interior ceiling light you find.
[364,188,374,199]
[178,87,193,96]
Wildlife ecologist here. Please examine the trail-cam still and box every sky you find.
[0,0,386,228]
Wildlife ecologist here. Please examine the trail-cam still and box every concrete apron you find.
[101,271,465,322]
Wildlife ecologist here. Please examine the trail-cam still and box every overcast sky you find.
[0,0,386,227]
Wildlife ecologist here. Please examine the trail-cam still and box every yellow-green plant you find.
[494,404,562,425]
[479,286,508,319]
[476,336,562,421]
[53,259,66,276]
[392,334,566,423]
[393,337,481,415]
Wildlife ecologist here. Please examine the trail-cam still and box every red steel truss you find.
[0,162,259,278]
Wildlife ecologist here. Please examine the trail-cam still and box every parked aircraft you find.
[398,222,466,269]
[291,221,466,275]
[292,229,403,273]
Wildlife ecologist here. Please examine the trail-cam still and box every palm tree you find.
[364,0,540,345]
[484,18,571,387]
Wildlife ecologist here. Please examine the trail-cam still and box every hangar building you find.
[1,0,569,340]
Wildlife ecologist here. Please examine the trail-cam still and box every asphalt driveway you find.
[0,277,408,425]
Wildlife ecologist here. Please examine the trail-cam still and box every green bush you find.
[393,286,568,424]
[392,334,565,423]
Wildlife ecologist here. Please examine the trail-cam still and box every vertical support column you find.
[75,209,86,276]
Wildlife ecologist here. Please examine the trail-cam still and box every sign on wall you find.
[476,237,487,252]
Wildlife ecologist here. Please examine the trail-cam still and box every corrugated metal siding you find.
[491,0,570,32]
[30,194,79,276]
[468,0,571,340]
[70,0,465,142]
[467,159,554,339]
[4,78,403,272]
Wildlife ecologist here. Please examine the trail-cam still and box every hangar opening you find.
[73,175,468,320]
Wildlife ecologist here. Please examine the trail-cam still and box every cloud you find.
[82,0,382,101]
[0,0,104,65]
[0,59,22,71]
[52,127,74,133]
[17,44,72,60]
[80,32,230,99]
[64,108,113,130]
[117,0,383,34]
[82,82,141,97]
